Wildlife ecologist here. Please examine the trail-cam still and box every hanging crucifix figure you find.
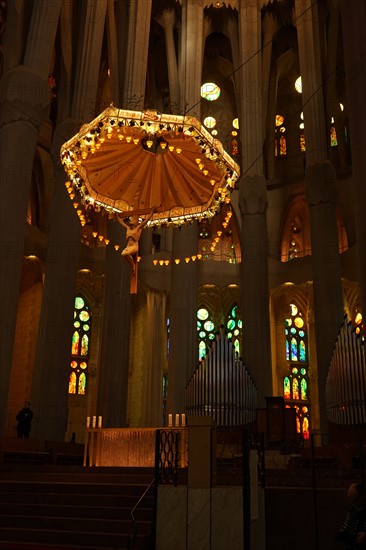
[116,209,156,293]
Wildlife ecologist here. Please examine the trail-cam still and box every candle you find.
[92,416,96,428]
[86,416,90,428]
[175,413,180,427]
[181,413,186,427]
[168,414,173,427]
[98,416,102,428]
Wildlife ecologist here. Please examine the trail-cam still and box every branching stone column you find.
[97,220,131,428]
[238,1,272,406]
[155,8,180,112]
[0,0,61,435]
[167,224,198,415]
[122,0,152,110]
[179,0,204,116]
[31,0,107,439]
[341,0,366,317]
[142,289,167,427]
[296,1,344,435]
[31,121,81,440]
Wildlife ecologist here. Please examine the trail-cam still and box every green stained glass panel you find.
[231,306,237,318]
[299,340,306,361]
[234,329,239,336]
[204,321,214,331]
[301,378,307,400]
[237,320,242,329]
[234,339,240,355]
[78,373,86,395]
[81,334,88,356]
[83,324,89,331]
[284,377,291,399]
[208,334,215,340]
[227,319,236,330]
[290,327,296,335]
[197,321,202,329]
[197,309,209,321]
[199,341,206,360]
[75,297,85,310]
[227,332,232,339]
[199,331,206,338]
[79,310,90,322]
[74,321,80,328]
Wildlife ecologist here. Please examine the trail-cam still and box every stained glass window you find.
[275,115,287,157]
[330,125,338,146]
[197,308,215,360]
[68,295,91,395]
[226,305,242,357]
[283,303,310,438]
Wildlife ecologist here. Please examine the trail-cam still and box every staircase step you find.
[0,492,154,508]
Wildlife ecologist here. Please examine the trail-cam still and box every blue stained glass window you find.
[299,340,306,361]
[291,337,298,361]
[286,340,290,360]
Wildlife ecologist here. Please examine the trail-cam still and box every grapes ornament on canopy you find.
[60,106,240,292]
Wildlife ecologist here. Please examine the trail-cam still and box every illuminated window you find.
[330,125,338,147]
[295,76,302,93]
[283,303,310,439]
[204,116,216,128]
[69,296,91,395]
[200,82,221,101]
[226,305,242,356]
[275,115,286,157]
[197,308,215,360]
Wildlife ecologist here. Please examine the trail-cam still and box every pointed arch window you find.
[68,296,91,395]
[275,115,287,157]
[197,307,216,360]
[283,303,310,439]
[226,305,242,356]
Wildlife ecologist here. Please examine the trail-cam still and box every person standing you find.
[337,483,366,549]
[16,401,33,439]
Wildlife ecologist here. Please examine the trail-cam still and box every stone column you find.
[31,121,81,440]
[142,289,167,427]
[296,1,344,434]
[155,8,180,112]
[122,0,152,110]
[179,0,204,116]
[238,1,272,406]
[341,0,366,318]
[0,0,61,435]
[97,220,131,427]
[31,0,107,439]
[168,224,198,415]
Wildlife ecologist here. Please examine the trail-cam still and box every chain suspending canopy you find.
[60,107,240,228]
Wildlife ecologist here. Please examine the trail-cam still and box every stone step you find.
[0,491,154,508]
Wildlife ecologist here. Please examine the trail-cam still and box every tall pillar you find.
[122,0,152,110]
[296,1,344,434]
[179,0,204,116]
[142,289,167,427]
[97,220,131,427]
[31,0,107,440]
[168,224,198,414]
[155,8,180,112]
[0,0,61,435]
[341,0,366,318]
[31,121,81,440]
[238,0,272,406]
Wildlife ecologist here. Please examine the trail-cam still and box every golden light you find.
[146,138,153,148]
[114,244,120,251]
[105,239,110,245]
[232,118,239,129]
[175,258,180,264]
[164,260,169,265]
[185,257,190,263]
[295,76,302,93]
[176,148,182,154]
[197,254,203,260]
[92,232,98,238]
[159,260,164,266]
[153,259,158,265]
[275,115,284,127]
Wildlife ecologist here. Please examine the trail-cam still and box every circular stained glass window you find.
[204,320,214,331]
[74,321,80,328]
[80,362,87,369]
[199,331,206,338]
[75,297,85,309]
[234,329,239,336]
[290,327,296,334]
[79,310,90,322]
[228,332,232,339]
[197,308,209,321]
[83,324,89,331]
[227,319,236,330]
[209,333,215,340]
[299,330,305,337]
[294,316,304,328]
[301,368,306,375]
[292,367,298,374]
[204,116,216,129]
[200,82,221,101]
[70,361,77,369]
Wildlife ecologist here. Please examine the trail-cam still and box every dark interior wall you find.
[265,487,348,550]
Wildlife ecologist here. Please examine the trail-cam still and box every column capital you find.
[305,160,337,206]
[0,66,50,129]
[238,175,268,215]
